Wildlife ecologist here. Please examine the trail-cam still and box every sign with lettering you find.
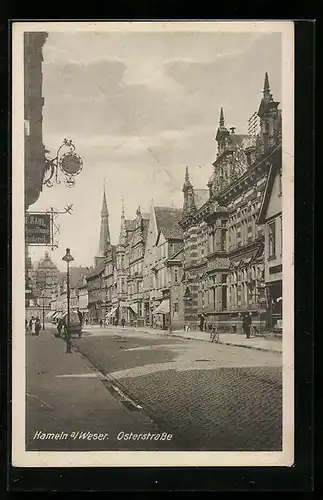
[25,213,51,245]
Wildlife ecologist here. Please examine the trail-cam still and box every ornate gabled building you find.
[179,73,282,333]
[115,203,149,326]
[142,202,185,329]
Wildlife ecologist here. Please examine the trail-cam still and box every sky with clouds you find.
[28,27,282,271]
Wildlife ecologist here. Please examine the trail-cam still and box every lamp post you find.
[62,248,74,353]
[169,287,172,334]
[183,286,192,332]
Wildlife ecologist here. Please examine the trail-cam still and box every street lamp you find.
[169,288,172,334]
[62,248,74,353]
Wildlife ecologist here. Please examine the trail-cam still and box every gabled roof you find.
[86,260,106,280]
[155,206,183,240]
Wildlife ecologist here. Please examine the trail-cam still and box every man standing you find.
[199,313,205,332]
[243,312,252,339]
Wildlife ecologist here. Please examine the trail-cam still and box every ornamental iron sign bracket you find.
[44,138,83,188]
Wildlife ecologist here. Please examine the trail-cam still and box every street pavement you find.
[72,326,282,451]
[26,324,282,452]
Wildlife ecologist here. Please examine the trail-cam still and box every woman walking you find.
[35,317,41,336]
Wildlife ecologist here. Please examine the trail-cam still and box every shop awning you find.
[55,311,66,320]
[51,311,61,320]
[46,311,57,319]
[105,306,118,317]
[128,304,137,315]
[153,299,169,315]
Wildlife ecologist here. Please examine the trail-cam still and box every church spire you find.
[96,186,110,264]
[183,166,193,191]
[101,188,108,216]
[264,71,270,92]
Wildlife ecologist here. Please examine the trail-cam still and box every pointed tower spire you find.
[262,71,273,103]
[101,188,109,216]
[96,186,111,264]
[182,166,196,216]
[183,166,192,190]
[219,106,225,127]
[121,197,125,219]
[264,72,270,91]
[215,106,229,150]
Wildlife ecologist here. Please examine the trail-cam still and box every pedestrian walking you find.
[29,316,36,335]
[243,312,252,339]
[76,308,83,326]
[56,318,63,337]
[121,317,125,328]
[35,317,41,336]
[99,319,103,327]
[199,313,205,332]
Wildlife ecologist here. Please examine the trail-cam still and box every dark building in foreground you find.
[180,73,282,333]
[24,32,48,209]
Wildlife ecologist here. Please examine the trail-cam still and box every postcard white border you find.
[12,20,294,468]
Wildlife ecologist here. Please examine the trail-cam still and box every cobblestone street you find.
[72,327,282,451]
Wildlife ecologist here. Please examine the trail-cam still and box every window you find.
[268,221,276,258]
[278,171,282,196]
[174,268,178,283]
[174,302,179,313]
[220,229,226,251]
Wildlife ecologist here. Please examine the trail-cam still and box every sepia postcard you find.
[12,20,294,468]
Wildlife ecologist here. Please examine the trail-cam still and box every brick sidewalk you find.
[83,324,282,353]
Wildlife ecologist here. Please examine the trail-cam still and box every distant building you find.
[75,275,89,321]
[29,251,59,306]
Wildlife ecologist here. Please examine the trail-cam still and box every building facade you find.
[116,206,149,326]
[180,73,282,333]
[258,160,283,332]
[24,32,48,209]
[143,203,185,329]
[28,251,59,307]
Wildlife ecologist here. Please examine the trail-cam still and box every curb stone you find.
[83,326,282,354]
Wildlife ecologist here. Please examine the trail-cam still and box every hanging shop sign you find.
[25,212,51,245]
